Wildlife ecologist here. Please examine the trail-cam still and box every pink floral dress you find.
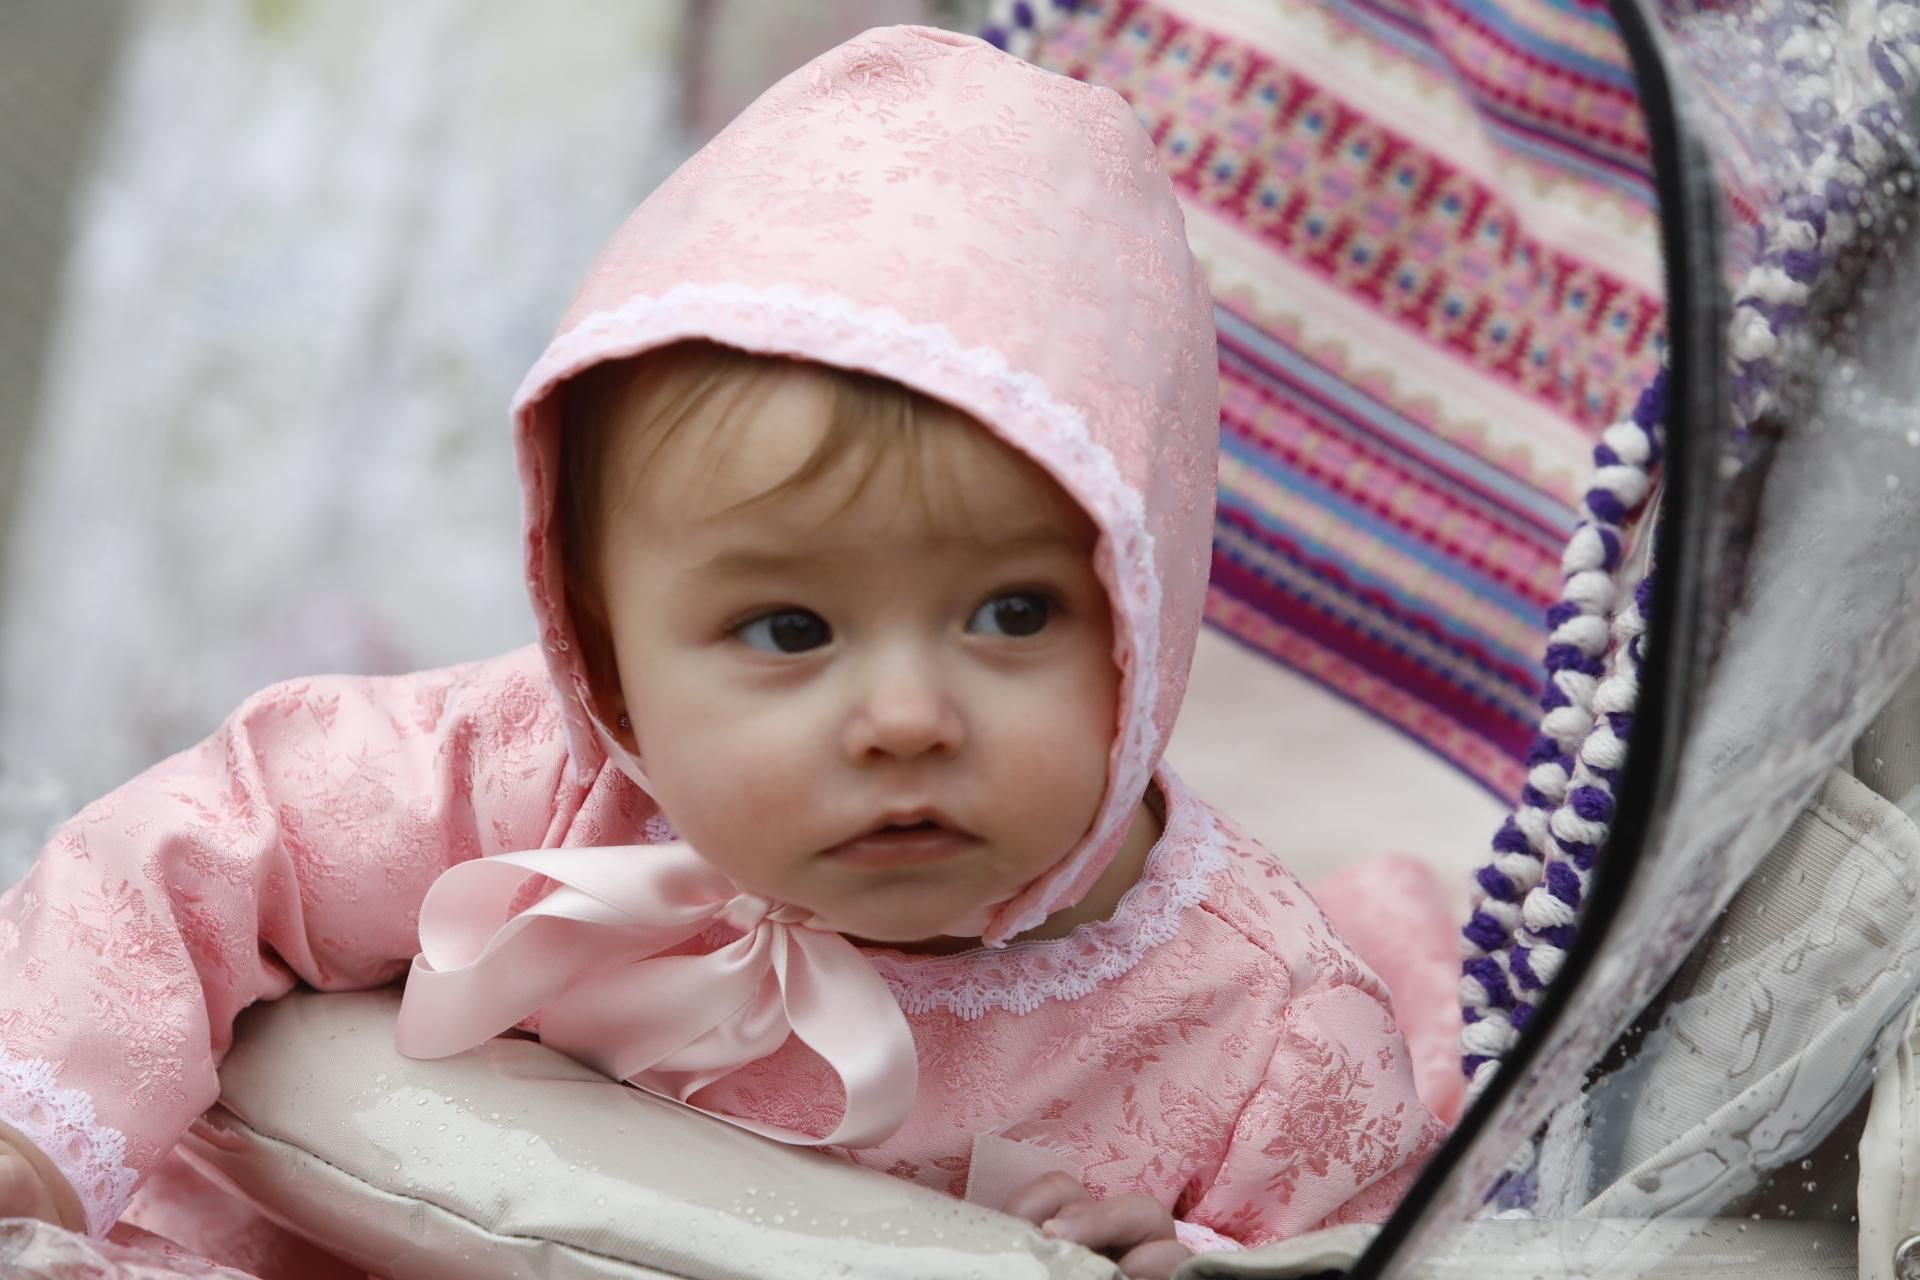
[0,648,1442,1253]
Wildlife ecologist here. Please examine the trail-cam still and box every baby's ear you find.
[562,583,631,749]
[581,659,639,755]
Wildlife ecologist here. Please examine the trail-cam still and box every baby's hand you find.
[1004,1171,1193,1279]
[0,1123,82,1233]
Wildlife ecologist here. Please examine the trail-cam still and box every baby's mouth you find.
[824,813,980,869]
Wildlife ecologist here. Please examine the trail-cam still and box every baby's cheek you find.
[656,722,820,859]
[991,716,1110,842]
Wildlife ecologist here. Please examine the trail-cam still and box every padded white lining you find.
[190,990,1122,1280]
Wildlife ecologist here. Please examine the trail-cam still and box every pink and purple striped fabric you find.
[1017,0,1666,795]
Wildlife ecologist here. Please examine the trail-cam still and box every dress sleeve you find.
[0,648,574,1237]
[1178,983,1448,1249]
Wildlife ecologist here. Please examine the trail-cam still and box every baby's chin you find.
[825,890,1006,951]
[829,899,1000,952]
[842,926,987,955]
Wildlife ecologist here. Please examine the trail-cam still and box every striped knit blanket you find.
[1007,0,1667,797]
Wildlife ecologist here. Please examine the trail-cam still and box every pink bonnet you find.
[510,25,1219,945]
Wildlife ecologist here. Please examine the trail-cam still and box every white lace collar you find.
[862,768,1231,1020]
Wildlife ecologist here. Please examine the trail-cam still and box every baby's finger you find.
[1042,1193,1175,1250]
[1002,1171,1092,1226]
[1115,1238,1194,1279]
[0,1151,60,1227]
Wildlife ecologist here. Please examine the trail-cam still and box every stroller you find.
[6,0,1920,1274]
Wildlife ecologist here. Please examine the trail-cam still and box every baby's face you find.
[593,369,1118,943]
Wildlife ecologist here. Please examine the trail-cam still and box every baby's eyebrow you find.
[691,524,1086,579]
[978,524,1088,550]
[690,547,824,579]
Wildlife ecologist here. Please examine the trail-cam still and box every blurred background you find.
[0,0,1502,894]
[0,1,995,881]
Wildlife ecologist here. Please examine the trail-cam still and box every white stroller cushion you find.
[180,988,1122,1280]
[1176,1218,1853,1278]
[1577,765,1920,1220]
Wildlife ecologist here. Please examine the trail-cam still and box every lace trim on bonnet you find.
[0,1050,139,1237]
[864,769,1229,1019]
[518,281,1165,941]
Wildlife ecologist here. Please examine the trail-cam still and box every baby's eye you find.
[967,591,1055,638]
[735,609,832,654]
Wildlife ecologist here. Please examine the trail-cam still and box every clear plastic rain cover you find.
[1317,0,1920,1275]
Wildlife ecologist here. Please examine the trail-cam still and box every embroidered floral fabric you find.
[0,647,1441,1246]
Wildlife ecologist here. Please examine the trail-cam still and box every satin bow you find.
[394,843,919,1147]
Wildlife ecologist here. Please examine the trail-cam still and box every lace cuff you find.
[0,1051,140,1238]
[1175,1219,1242,1253]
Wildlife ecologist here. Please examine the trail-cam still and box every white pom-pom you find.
[1747,265,1811,307]
[1600,419,1652,466]
[1493,852,1545,890]
[1849,125,1887,171]
[1550,612,1610,655]
[1580,725,1628,770]
[1462,1015,1519,1056]
[1552,668,1599,707]
[1777,30,1821,62]
[1524,943,1567,986]
[1775,219,1818,252]
[1562,525,1610,574]
[1479,897,1522,932]
[1593,672,1639,715]
[1730,308,1780,363]
[1467,1059,1501,1100]
[1522,885,1579,930]
[1563,570,1616,612]
[1515,806,1551,849]
[1593,464,1651,508]
[1550,807,1606,846]
[1542,706,1596,744]
[1527,760,1570,796]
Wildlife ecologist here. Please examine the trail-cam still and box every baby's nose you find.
[843,658,964,761]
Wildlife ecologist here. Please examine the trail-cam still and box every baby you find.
[0,26,1442,1279]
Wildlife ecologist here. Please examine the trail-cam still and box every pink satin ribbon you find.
[393,844,919,1147]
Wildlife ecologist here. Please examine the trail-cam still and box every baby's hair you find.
[556,339,960,724]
